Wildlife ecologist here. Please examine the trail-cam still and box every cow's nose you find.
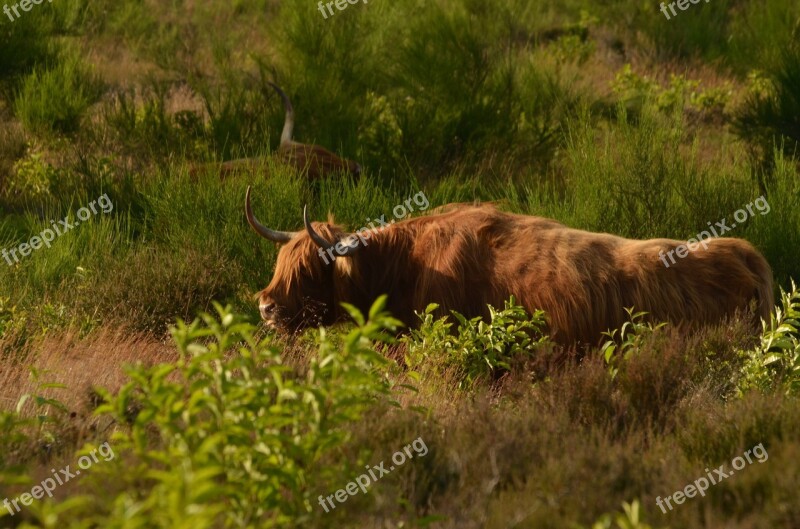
[260,301,276,321]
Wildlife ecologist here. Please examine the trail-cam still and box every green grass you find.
[2,107,799,336]
[0,6,56,91]
[14,52,104,135]
[734,46,800,172]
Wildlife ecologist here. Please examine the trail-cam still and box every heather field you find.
[1,0,800,527]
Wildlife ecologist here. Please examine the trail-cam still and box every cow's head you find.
[245,187,362,331]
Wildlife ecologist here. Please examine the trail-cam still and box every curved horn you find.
[303,206,362,257]
[245,186,297,243]
[266,81,294,148]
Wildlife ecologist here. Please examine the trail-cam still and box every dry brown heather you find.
[0,329,175,416]
[275,318,800,527]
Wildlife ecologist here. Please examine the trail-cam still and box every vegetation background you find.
[1,0,799,527]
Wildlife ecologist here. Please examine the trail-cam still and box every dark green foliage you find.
[734,47,800,172]
[0,9,55,88]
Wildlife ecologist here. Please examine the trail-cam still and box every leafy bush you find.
[14,54,104,135]
[0,406,30,504]
[611,64,732,116]
[7,149,60,201]
[2,299,403,527]
[403,297,551,388]
[738,281,800,396]
[0,368,69,508]
[546,12,597,65]
[600,308,667,380]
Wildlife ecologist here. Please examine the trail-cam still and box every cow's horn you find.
[245,186,297,243]
[303,206,361,257]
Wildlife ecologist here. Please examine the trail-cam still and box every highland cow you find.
[245,188,774,346]
[190,83,360,180]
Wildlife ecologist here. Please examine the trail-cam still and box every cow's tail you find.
[266,82,294,147]
[749,250,775,324]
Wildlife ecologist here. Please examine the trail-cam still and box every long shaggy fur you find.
[258,203,774,345]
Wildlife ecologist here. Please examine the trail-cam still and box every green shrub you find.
[14,54,104,135]
[564,105,692,238]
[738,281,800,396]
[109,93,206,162]
[4,299,403,527]
[0,367,69,504]
[611,65,732,116]
[7,149,60,201]
[192,70,275,161]
[403,297,551,388]
[741,154,800,286]
[600,308,667,380]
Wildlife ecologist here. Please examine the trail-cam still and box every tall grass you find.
[727,0,800,72]
[2,95,800,337]
[273,0,575,180]
[734,46,800,173]
[0,8,55,89]
[14,53,104,135]
[600,0,799,74]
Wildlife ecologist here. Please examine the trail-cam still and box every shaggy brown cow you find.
[189,82,361,180]
[245,188,774,345]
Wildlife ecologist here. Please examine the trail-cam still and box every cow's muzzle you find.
[259,300,277,325]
